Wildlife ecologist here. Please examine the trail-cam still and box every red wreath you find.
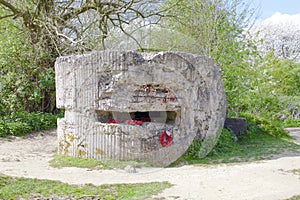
[108,119,122,124]
[108,119,143,125]
[125,120,143,125]
[160,130,173,147]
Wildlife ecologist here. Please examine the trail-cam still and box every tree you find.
[251,13,300,61]
[249,13,300,121]
[0,0,165,53]
[151,0,258,112]
[0,0,165,113]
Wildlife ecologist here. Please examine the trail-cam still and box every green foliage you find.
[156,0,261,113]
[185,129,237,160]
[0,174,171,200]
[0,50,56,114]
[208,129,238,156]
[0,15,60,136]
[0,121,31,136]
[176,124,299,165]
[0,7,56,114]
[231,57,300,131]
[267,59,300,96]
[158,0,300,131]
[283,118,300,128]
[160,1,300,160]
[176,110,299,165]
[238,112,288,137]
[287,195,300,200]
[185,138,203,160]
[0,112,62,137]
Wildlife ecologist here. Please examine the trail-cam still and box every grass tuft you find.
[49,154,151,170]
[49,154,100,169]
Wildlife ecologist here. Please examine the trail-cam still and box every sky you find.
[251,0,300,20]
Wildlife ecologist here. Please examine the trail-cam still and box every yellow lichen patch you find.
[78,149,87,156]
[65,141,71,149]
[109,125,118,129]
[68,134,76,142]
[58,141,63,149]
[63,141,71,154]
[95,148,106,155]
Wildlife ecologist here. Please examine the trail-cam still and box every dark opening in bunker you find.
[96,111,177,124]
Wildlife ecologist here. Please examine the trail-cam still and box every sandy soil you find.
[1,128,300,200]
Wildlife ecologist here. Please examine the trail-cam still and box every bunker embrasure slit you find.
[96,110,177,124]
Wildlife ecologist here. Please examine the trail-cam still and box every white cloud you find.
[261,12,300,28]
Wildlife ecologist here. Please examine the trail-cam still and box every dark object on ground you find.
[224,118,247,139]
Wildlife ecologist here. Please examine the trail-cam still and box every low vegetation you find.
[173,113,300,166]
[0,174,171,200]
[50,154,150,170]
[287,195,300,200]
[189,130,299,165]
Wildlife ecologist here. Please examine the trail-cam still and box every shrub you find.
[0,120,29,136]
[0,112,62,137]
[240,112,288,137]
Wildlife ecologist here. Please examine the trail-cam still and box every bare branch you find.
[0,13,14,19]
[0,0,166,55]
[62,2,96,21]
[117,15,143,51]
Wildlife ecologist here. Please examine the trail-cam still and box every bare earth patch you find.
[1,129,300,200]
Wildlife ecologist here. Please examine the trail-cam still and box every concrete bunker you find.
[55,51,227,166]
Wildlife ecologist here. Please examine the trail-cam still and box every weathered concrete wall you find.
[55,51,227,166]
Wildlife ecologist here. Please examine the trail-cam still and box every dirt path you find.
[1,129,300,200]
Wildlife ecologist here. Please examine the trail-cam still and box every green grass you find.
[49,154,101,169]
[49,154,151,170]
[0,174,172,200]
[172,132,300,166]
[287,195,300,200]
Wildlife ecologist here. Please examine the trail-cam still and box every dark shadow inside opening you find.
[96,111,177,124]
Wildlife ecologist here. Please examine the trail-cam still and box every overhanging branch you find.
[0,13,14,19]
[0,0,20,14]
